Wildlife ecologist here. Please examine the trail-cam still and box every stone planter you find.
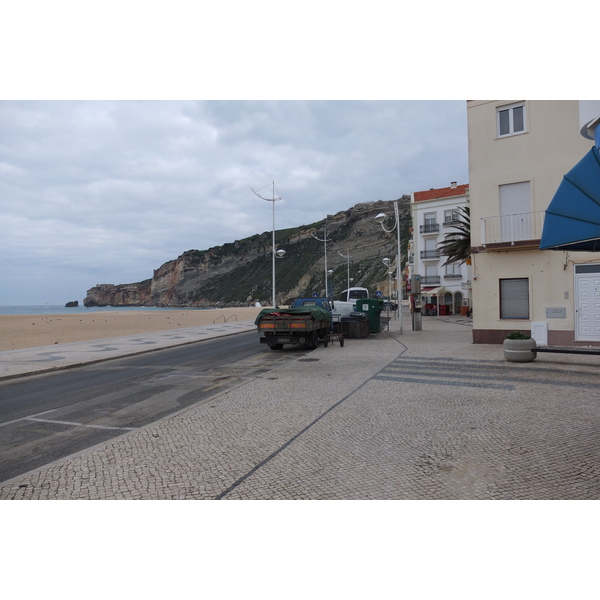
[503,338,537,362]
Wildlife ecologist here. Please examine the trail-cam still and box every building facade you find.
[468,100,598,344]
[410,183,471,315]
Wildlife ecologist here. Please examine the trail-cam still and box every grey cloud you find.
[0,100,468,305]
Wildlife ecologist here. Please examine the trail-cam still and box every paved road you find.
[0,331,307,483]
[1,314,598,500]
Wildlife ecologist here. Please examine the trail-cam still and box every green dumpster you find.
[356,298,384,333]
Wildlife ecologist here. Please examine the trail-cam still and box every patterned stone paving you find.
[1,316,599,500]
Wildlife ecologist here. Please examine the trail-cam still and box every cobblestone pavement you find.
[1,315,599,499]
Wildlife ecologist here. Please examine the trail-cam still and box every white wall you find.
[411,192,470,312]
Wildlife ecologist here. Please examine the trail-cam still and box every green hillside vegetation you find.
[182,202,413,305]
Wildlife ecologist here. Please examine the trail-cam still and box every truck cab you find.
[291,297,333,312]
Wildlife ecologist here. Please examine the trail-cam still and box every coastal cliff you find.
[84,198,411,307]
[84,280,153,307]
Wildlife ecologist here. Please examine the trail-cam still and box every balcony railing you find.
[480,211,545,246]
[422,276,441,285]
[420,250,440,259]
[420,223,439,234]
[443,219,461,227]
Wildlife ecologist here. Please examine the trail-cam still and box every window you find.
[575,264,600,274]
[500,278,529,319]
[424,264,440,285]
[497,102,526,137]
[445,263,462,278]
[421,212,438,233]
[421,238,439,259]
[444,209,460,224]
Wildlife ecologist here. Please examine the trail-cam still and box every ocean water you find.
[0,305,207,316]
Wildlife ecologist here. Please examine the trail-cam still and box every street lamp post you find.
[312,222,331,299]
[375,201,402,333]
[252,181,283,307]
[382,258,393,332]
[338,249,351,296]
[382,257,392,301]
[274,248,286,306]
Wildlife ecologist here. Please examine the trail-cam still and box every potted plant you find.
[503,331,537,362]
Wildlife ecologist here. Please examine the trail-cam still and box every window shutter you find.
[499,182,531,241]
[500,278,529,319]
[500,181,530,215]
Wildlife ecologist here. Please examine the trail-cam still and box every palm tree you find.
[437,205,470,266]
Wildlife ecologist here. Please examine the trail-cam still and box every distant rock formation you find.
[84,198,411,308]
[84,280,152,307]
[65,301,79,307]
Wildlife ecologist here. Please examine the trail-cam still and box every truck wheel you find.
[305,333,318,349]
[269,344,284,350]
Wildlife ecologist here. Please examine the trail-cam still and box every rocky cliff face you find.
[84,280,153,307]
[84,198,411,307]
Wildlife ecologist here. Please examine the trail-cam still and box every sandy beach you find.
[0,307,263,351]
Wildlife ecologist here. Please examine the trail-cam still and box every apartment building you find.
[468,100,598,344]
[410,183,471,315]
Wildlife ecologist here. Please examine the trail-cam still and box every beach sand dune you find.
[0,307,263,351]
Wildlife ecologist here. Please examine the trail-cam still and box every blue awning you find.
[539,145,600,251]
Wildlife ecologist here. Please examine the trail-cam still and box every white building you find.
[468,100,600,344]
[410,182,471,315]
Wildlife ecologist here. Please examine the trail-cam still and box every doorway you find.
[575,264,600,342]
[453,292,463,315]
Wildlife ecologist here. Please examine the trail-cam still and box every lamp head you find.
[374,212,387,224]
[276,249,286,258]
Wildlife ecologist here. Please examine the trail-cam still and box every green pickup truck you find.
[255,297,333,350]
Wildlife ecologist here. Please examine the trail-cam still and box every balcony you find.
[443,273,462,279]
[443,219,461,227]
[420,223,439,234]
[480,211,545,249]
[422,276,441,285]
[420,250,440,259]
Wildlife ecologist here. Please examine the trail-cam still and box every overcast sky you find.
[1,2,591,306]
[0,100,468,305]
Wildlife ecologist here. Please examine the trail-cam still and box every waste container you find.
[438,305,447,316]
[341,312,369,338]
[356,298,384,333]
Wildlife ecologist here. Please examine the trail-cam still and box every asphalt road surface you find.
[0,331,310,483]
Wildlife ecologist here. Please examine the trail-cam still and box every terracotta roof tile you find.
[414,183,469,202]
